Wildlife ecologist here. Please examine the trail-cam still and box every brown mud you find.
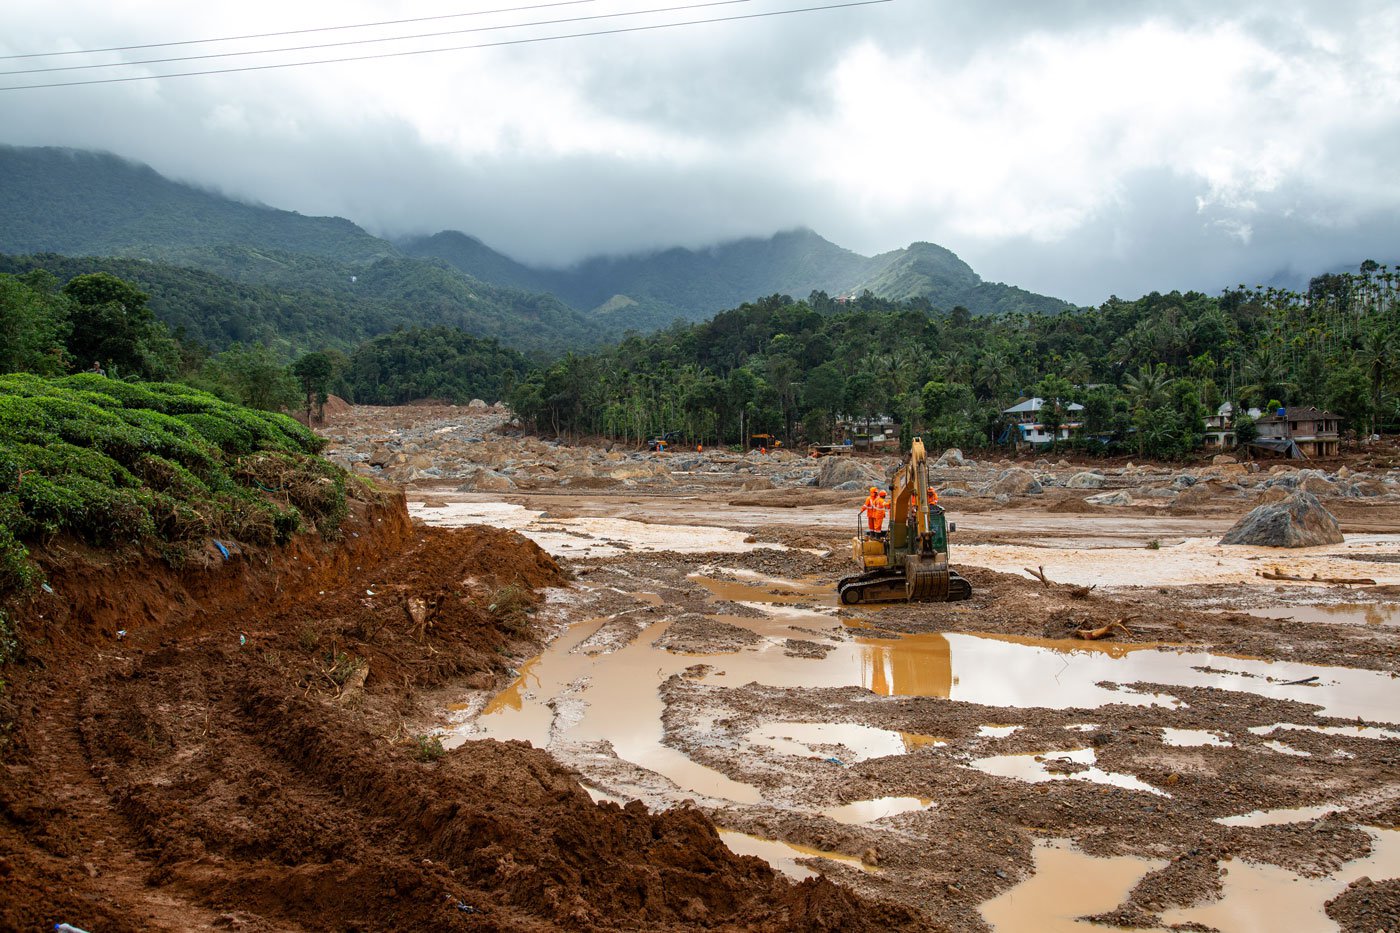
[0,490,920,931]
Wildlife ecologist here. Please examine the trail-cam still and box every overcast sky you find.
[3,0,1398,305]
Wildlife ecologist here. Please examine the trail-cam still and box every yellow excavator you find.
[838,437,972,604]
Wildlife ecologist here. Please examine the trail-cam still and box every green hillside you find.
[851,242,1071,316]
[0,145,1073,347]
[409,227,1074,323]
[0,147,392,265]
[399,230,556,296]
[0,253,598,356]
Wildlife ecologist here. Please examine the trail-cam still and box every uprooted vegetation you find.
[0,373,353,610]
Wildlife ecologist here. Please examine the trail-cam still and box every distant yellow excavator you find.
[838,437,972,604]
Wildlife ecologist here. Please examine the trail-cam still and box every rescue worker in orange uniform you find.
[860,487,880,532]
[873,490,889,534]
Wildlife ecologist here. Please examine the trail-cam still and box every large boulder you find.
[1066,471,1105,489]
[455,469,516,492]
[934,448,966,467]
[1218,491,1343,547]
[991,467,1042,496]
[1173,483,1216,507]
[817,457,882,489]
[1086,490,1132,506]
[1299,475,1338,497]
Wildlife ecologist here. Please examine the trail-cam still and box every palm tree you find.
[1357,324,1396,435]
[974,353,1013,400]
[1123,364,1170,412]
[1237,345,1297,407]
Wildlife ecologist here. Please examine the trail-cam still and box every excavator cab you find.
[839,438,972,604]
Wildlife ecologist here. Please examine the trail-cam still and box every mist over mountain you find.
[1,144,1072,352]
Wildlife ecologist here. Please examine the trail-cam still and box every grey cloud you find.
[1,0,1397,306]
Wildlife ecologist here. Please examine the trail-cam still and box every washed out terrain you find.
[345,403,1400,931]
[5,400,1399,932]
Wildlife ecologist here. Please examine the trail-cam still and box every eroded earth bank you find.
[6,402,1400,932]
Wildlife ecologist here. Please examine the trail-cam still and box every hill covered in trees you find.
[507,266,1399,460]
[2,146,1072,345]
[402,228,1074,324]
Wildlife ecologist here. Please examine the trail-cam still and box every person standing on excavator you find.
[874,489,889,534]
[861,487,880,533]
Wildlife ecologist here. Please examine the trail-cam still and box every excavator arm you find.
[838,437,970,604]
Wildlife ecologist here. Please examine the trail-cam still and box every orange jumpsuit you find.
[871,493,888,532]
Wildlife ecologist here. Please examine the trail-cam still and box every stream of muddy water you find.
[414,494,1400,931]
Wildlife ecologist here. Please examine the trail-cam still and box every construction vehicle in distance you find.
[837,437,972,604]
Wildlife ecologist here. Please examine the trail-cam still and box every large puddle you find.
[449,592,1400,811]
[1232,602,1400,625]
[985,830,1400,932]
[412,499,779,558]
[956,535,1400,588]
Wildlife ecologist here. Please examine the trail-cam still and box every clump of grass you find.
[411,733,446,762]
[486,582,534,635]
[323,650,364,686]
[1146,539,1161,550]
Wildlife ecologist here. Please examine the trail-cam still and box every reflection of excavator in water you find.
[838,437,973,604]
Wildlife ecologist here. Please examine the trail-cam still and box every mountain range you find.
[0,145,1073,353]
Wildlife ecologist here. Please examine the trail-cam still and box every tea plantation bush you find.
[0,374,350,602]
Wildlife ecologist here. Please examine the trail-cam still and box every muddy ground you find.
[4,404,1399,932]
[0,487,914,932]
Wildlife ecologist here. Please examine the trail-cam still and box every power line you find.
[0,0,753,77]
[0,1,597,61]
[0,1,893,92]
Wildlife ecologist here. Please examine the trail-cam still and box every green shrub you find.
[0,375,349,603]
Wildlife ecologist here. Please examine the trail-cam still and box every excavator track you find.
[837,569,971,604]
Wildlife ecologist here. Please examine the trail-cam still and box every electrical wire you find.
[0,0,754,77]
[0,0,892,92]
[0,1,597,61]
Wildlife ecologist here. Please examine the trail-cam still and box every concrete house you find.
[1203,402,1263,448]
[1253,406,1341,458]
[1001,397,1084,447]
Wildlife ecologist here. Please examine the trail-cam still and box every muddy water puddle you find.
[970,748,1168,796]
[451,593,1400,809]
[1161,727,1231,747]
[1160,827,1400,932]
[716,829,876,881]
[956,534,1400,588]
[411,499,780,558]
[743,721,944,763]
[986,830,1400,933]
[822,796,935,824]
[1229,602,1400,625]
[980,839,1164,932]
